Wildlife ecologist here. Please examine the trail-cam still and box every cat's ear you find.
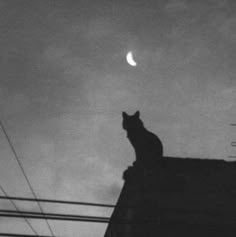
[122,112,128,118]
[134,111,140,118]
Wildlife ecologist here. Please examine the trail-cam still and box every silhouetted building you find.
[104,112,236,236]
[104,157,236,237]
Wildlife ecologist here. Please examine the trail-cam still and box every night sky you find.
[0,0,235,236]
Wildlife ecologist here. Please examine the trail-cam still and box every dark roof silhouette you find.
[156,156,236,173]
[104,156,236,237]
[105,112,236,236]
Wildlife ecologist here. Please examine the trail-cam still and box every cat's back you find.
[143,129,163,149]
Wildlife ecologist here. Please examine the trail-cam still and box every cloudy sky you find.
[0,0,235,236]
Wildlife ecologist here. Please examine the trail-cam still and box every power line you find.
[0,213,110,223]
[0,120,55,237]
[0,207,223,220]
[0,185,39,236]
[231,142,236,147]
[3,211,234,225]
[0,195,138,210]
[2,208,235,224]
[0,234,57,237]
[0,209,110,221]
[0,195,115,208]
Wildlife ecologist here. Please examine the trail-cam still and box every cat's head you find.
[122,111,143,130]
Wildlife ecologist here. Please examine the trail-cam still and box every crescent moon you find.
[126,51,137,66]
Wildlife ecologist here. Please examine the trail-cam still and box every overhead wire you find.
[0,213,110,223]
[0,120,55,236]
[0,195,115,208]
[0,185,39,235]
[2,208,236,224]
[0,234,56,237]
[0,209,110,222]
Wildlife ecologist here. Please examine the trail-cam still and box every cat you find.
[122,111,163,165]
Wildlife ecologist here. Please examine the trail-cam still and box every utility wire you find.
[3,212,236,225]
[2,208,234,224]
[0,195,138,210]
[0,213,109,223]
[0,206,230,220]
[0,185,39,236]
[0,195,115,208]
[0,234,57,237]
[0,120,55,237]
[0,209,109,221]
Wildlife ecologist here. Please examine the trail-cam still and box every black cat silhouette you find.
[122,111,163,165]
